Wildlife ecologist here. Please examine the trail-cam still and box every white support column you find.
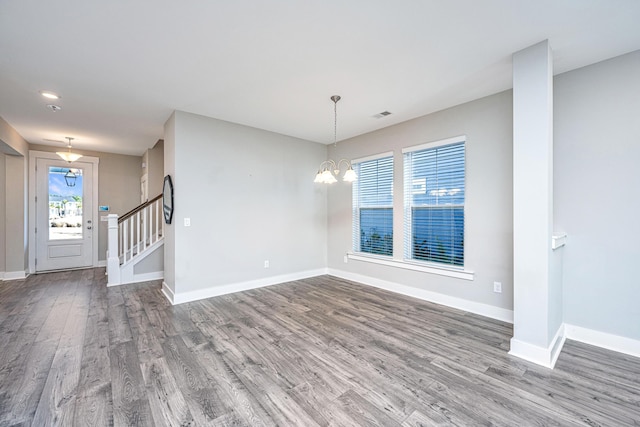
[106,214,121,286]
[510,40,564,368]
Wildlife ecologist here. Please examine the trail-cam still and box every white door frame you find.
[28,150,99,274]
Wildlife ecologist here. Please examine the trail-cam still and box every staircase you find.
[106,194,164,286]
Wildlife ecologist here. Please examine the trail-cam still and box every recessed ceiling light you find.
[40,91,61,100]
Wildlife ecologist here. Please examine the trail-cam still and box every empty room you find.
[1,1,639,425]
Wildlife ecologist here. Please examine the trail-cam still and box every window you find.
[403,138,465,267]
[352,154,393,256]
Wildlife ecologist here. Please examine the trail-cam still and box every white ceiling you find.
[1,1,639,156]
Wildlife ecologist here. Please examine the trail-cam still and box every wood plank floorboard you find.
[1,269,640,426]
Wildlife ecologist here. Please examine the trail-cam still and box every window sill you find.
[346,252,474,281]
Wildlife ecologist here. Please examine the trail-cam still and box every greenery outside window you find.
[352,153,393,256]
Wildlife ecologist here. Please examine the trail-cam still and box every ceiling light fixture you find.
[56,137,83,163]
[40,90,61,100]
[314,95,357,184]
[46,104,62,112]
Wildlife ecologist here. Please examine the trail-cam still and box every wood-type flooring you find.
[0,268,639,426]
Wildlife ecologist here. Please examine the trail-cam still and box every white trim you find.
[329,268,511,323]
[28,150,100,274]
[166,269,327,305]
[0,271,3,280]
[162,281,175,303]
[347,252,474,281]
[1,271,28,281]
[97,259,107,267]
[402,135,466,154]
[352,151,394,165]
[108,270,163,287]
[565,324,640,359]
[508,324,566,369]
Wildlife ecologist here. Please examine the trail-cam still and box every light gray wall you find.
[512,40,558,349]
[0,153,5,273]
[29,144,142,261]
[328,91,514,311]
[0,116,28,156]
[163,113,176,293]
[134,244,164,274]
[147,140,164,198]
[168,110,327,295]
[5,154,27,273]
[555,50,640,340]
[0,116,29,275]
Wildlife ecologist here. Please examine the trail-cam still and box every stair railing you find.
[107,194,164,285]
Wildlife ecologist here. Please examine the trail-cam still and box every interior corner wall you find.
[0,153,6,274]
[555,49,640,341]
[169,110,327,298]
[327,91,514,315]
[147,140,164,198]
[29,144,142,262]
[163,113,176,294]
[5,154,27,274]
[0,116,29,277]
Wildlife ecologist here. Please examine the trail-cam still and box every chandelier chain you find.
[333,97,338,148]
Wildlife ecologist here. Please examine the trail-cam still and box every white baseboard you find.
[2,270,28,281]
[509,323,640,367]
[167,269,327,305]
[564,324,640,359]
[162,281,175,304]
[509,324,566,369]
[97,260,107,267]
[107,271,164,287]
[328,268,514,323]
[0,271,3,280]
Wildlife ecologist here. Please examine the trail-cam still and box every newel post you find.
[107,214,121,286]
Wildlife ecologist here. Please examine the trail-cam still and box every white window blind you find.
[403,139,465,266]
[352,155,393,256]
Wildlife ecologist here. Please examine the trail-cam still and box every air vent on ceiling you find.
[373,111,392,119]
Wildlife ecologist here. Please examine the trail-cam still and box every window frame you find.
[352,152,394,257]
[402,135,466,269]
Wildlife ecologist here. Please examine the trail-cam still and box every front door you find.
[36,158,94,271]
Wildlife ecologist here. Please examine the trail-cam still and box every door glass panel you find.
[48,166,83,240]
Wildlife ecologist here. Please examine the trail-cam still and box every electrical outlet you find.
[264,260,270,269]
[184,218,191,227]
[493,281,502,293]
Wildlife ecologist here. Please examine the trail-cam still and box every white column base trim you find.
[328,268,513,323]
[509,324,566,369]
[2,270,28,281]
[162,281,175,304]
[165,268,328,305]
[565,324,640,359]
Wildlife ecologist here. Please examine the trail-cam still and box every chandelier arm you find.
[336,158,353,169]
[318,159,337,172]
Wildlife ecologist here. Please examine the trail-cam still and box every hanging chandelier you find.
[56,137,83,163]
[314,95,357,184]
